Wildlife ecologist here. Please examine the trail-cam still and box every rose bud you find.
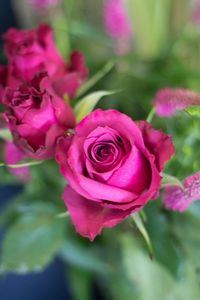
[3,24,88,99]
[56,109,175,240]
[2,72,75,160]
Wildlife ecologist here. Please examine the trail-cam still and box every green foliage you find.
[74,90,116,122]
[0,202,66,274]
[161,173,184,189]
[68,267,92,300]
[60,240,108,274]
[51,12,70,58]
[185,105,200,117]
[121,233,200,300]
[0,128,12,141]
[145,203,182,277]
[0,160,44,169]
[77,61,115,97]
[131,212,153,258]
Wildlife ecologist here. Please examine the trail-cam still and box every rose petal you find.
[154,88,200,117]
[63,186,133,241]
[138,120,175,172]
[22,93,56,131]
[76,109,144,150]
[4,141,31,182]
[52,73,80,99]
[68,51,88,80]
[164,172,200,212]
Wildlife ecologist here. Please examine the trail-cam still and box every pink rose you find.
[3,24,88,99]
[56,109,175,240]
[0,65,8,102]
[4,23,65,82]
[2,72,75,160]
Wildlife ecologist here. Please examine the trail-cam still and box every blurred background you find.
[1,0,200,299]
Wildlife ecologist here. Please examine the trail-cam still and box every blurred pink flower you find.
[4,141,32,183]
[154,88,200,117]
[104,0,132,55]
[29,0,61,10]
[192,2,200,24]
[164,172,200,212]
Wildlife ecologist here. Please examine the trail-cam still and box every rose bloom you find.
[2,72,75,160]
[56,109,174,240]
[3,24,88,99]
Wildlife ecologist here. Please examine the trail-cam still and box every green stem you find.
[55,211,70,219]
[146,107,155,123]
[0,160,44,169]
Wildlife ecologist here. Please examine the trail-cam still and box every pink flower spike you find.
[164,172,200,212]
[192,2,200,25]
[29,0,61,10]
[4,142,32,183]
[104,0,132,55]
[154,88,200,117]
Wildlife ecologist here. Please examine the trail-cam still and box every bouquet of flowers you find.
[1,0,200,299]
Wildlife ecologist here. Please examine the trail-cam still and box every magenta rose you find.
[56,109,175,240]
[2,72,75,160]
[4,23,65,83]
[3,24,88,99]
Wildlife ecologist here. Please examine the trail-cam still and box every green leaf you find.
[55,211,70,219]
[60,241,108,274]
[68,267,92,300]
[69,20,112,47]
[0,202,66,274]
[173,203,200,268]
[0,128,12,141]
[146,107,155,123]
[51,12,70,58]
[74,90,117,122]
[145,203,182,277]
[0,160,44,169]
[121,234,200,300]
[161,173,184,189]
[185,105,200,117]
[76,61,115,97]
[131,212,153,258]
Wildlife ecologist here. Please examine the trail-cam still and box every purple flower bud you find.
[164,172,200,212]
[154,88,200,117]
[103,0,132,55]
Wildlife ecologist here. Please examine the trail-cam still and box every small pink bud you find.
[164,172,200,212]
[154,88,200,117]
